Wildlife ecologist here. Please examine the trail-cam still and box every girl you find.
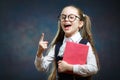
[34,5,99,80]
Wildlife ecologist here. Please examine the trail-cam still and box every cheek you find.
[60,22,65,29]
[73,23,79,29]
[60,22,63,27]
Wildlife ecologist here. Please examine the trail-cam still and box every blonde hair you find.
[48,5,100,80]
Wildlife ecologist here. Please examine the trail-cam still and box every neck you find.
[65,31,79,38]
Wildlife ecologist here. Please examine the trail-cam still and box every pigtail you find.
[51,21,64,46]
[81,14,100,70]
[80,14,93,47]
[48,62,56,80]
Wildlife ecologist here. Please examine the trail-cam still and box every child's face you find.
[60,6,83,37]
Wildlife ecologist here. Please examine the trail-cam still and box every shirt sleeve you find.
[73,42,98,77]
[34,45,55,72]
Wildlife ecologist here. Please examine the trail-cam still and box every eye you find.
[61,15,66,19]
[69,15,75,20]
[69,16,74,19]
[60,14,66,21]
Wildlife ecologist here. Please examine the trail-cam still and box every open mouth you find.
[64,24,71,29]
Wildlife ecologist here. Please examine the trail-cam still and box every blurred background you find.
[0,0,119,80]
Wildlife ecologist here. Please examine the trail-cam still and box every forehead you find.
[61,6,78,15]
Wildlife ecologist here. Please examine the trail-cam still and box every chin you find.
[65,33,72,37]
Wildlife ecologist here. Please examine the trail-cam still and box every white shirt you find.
[34,32,98,76]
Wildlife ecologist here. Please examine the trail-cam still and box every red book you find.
[63,41,89,65]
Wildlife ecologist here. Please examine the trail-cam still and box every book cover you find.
[63,41,89,65]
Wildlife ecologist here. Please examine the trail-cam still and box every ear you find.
[78,21,84,29]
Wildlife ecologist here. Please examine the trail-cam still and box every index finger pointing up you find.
[40,33,44,41]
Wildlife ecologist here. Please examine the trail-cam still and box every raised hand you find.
[37,33,48,56]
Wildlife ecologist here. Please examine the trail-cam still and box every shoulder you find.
[79,38,89,45]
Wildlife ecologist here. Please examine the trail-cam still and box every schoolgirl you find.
[34,5,99,80]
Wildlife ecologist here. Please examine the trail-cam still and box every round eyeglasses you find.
[59,14,80,22]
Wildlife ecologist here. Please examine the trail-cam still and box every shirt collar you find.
[63,32,82,43]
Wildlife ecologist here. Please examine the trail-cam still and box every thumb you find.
[40,33,44,41]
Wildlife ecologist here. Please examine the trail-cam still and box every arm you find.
[34,46,55,71]
[34,33,54,72]
[73,42,98,76]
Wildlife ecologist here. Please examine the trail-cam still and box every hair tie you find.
[83,14,86,17]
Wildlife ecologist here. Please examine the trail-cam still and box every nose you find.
[64,16,69,21]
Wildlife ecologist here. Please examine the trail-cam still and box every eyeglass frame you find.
[59,14,81,22]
